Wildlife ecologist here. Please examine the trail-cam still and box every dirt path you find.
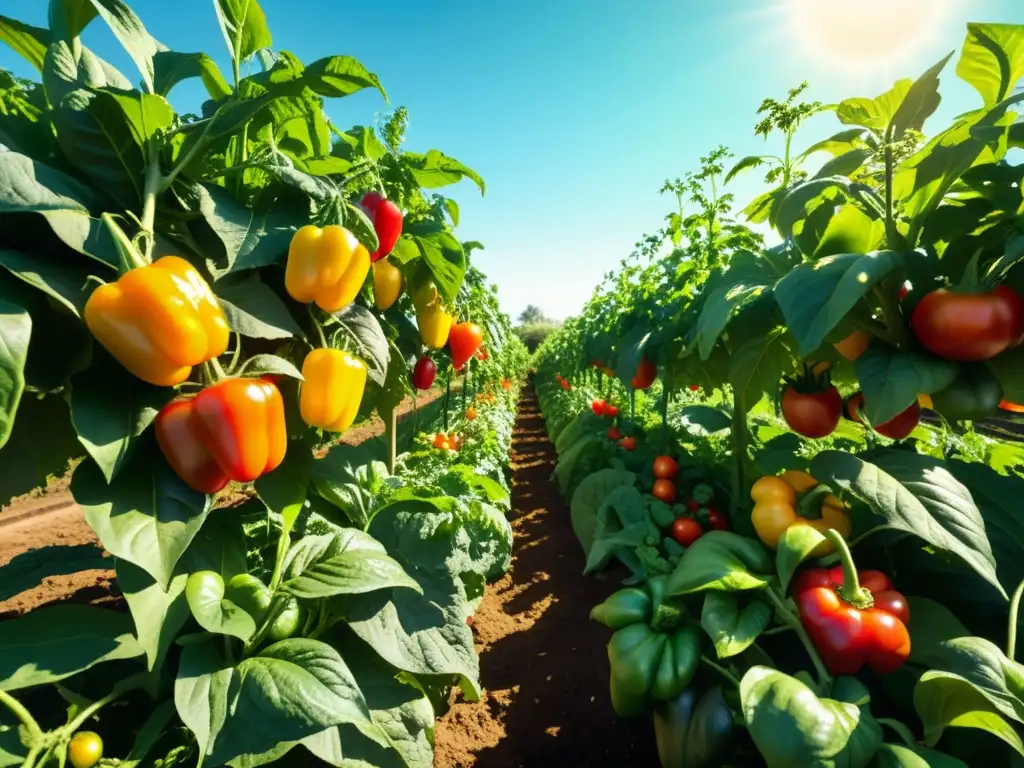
[434,383,659,767]
[0,386,448,617]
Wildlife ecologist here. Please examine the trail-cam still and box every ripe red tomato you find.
[620,436,637,451]
[910,285,1024,361]
[632,357,657,390]
[411,356,436,390]
[591,400,607,416]
[781,384,842,438]
[845,392,920,440]
[706,508,730,531]
[652,479,677,503]
[608,426,623,440]
[671,518,703,547]
[605,404,619,418]
[688,384,700,392]
[653,456,679,479]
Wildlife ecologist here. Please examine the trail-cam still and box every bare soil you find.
[433,382,659,767]
[0,387,446,617]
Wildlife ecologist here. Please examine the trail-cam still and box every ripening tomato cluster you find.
[649,457,729,547]
[591,399,620,418]
[432,432,464,451]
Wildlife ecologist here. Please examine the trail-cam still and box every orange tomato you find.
[653,456,679,479]
[833,331,871,361]
[652,479,677,503]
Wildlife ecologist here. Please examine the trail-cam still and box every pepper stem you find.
[308,306,330,350]
[827,529,874,609]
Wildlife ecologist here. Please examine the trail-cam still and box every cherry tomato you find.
[620,436,637,451]
[911,285,1024,361]
[652,479,677,503]
[501,378,512,390]
[605,404,619,418]
[706,508,730,531]
[688,384,700,392]
[781,384,842,438]
[591,400,607,416]
[608,426,623,440]
[465,407,478,420]
[433,433,450,450]
[845,392,920,439]
[653,455,679,479]
[833,331,871,361]
[68,732,103,768]
[671,518,703,547]
[632,357,657,390]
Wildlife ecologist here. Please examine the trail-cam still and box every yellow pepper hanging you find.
[299,348,367,432]
[373,258,403,311]
[413,281,453,349]
[750,470,852,556]
[83,256,230,386]
[285,225,370,313]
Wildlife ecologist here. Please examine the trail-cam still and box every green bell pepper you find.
[653,685,736,768]
[225,573,272,625]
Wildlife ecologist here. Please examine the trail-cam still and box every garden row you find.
[533,20,1024,768]
[0,1,528,767]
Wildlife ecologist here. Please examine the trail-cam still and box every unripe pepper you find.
[285,225,370,312]
[413,282,453,348]
[156,378,287,493]
[750,470,851,556]
[793,529,911,675]
[299,349,367,432]
[372,257,403,310]
[84,256,230,386]
[449,322,484,369]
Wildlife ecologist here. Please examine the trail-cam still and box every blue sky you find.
[2,0,1021,321]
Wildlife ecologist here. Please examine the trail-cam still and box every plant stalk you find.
[1008,578,1024,660]
[766,586,833,690]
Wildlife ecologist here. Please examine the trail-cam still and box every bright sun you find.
[787,0,953,72]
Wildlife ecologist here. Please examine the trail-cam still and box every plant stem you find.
[67,672,148,735]
[766,587,832,690]
[0,690,42,741]
[700,655,741,688]
[444,370,451,432]
[660,383,670,453]
[161,117,216,192]
[140,143,163,263]
[877,718,918,748]
[729,389,749,520]
[308,306,329,349]
[826,529,872,608]
[1008,578,1024,660]
[883,132,896,249]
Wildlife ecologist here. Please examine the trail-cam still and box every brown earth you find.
[0,386,447,617]
[433,383,659,767]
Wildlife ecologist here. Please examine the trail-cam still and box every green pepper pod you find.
[651,626,702,701]
[591,588,652,629]
[608,624,666,715]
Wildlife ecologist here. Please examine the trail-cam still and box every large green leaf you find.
[117,559,189,674]
[813,205,885,259]
[915,671,1024,756]
[774,251,904,357]
[193,184,298,276]
[71,437,213,588]
[153,50,232,99]
[213,0,272,66]
[402,224,467,305]
[890,53,952,139]
[0,287,29,451]
[43,38,132,107]
[303,56,388,102]
[728,327,795,411]
[0,15,50,72]
[853,342,959,425]
[569,469,636,555]
[0,605,143,691]
[696,283,769,360]
[956,23,1024,108]
[667,531,772,595]
[809,449,1002,596]
[280,530,420,599]
[82,0,163,94]
[701,592,771,659]
[332,304,389,387]
[214,274,304,339]
[403,150,485,194]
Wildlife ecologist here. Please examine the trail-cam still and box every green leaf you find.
[117,559,190,674]
[813,205,885,259]
[213,0,272,65]
[121,700,177,767]
[0,248,101,317]
[185,572,258,642]
[52,87,175,209]
[280,530,420,599]
[333,304,389,387]
[0,15,50,72]
[956,23,1024,108]
[0,544,105,604]
[872,743,969,767]
[0,289,29,452]
[43,38,132,106]
[48,0,98,40]
[255,441,311,534]
[724,155,768,184]
[0,394,80,510]
[569,469,636,555]
[905,597,971,668]
[69,352,173,483]
[309,445,384,529]
[774,251,904,357]
[403,150,485,194]
[303,55,387,102]
[728,327,795,411]
[890,53,953,139]
[776,177,856,240]
[239,353,303,380]
[71,437,213,588]
[675,405,732,436]
[667,531,772,595]
[214,275,304,340]
[404,225,467,305]
[0,701,26,766]
[809,449,1002,596]
[153,51,232,99]
[837,79,914,133]
[194,185,298,276]
[796,128,869,162]
[812,148,872,179]
[775,524,827,593]
[741,666,883,768]
[701,592,771,658]
[0,604,143,691]
[853,342,959,425]
[584,486,649,575]
[696,283,769,360]
[83,0,163,94]
[915,672,1024,756]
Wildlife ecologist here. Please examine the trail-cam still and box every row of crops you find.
[0,1,530,767]
[533,20,1024,768]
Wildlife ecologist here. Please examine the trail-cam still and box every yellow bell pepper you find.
[750,470,851,556]
[413,281,453,349]
[285,225,370,313]
[373,258,403,311]
[83,256,230,387]
[299,349,367,432]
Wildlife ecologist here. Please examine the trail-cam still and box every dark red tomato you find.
[653,455,679,479]
[411,356,437,390]
[652,479,677,504]
[688,384,701,392]
[632,357,657,390]
[620,436,637,451]
[671,518,703,547]
[845,392,920,440]
[706,508,730,531]
[910,285,1024,361]
[780,385,842,438]
[360,192,403,262]
[608,426,623,440]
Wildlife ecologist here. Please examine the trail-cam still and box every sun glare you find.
[787,0,953,73]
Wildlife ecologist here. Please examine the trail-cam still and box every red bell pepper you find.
[156,378,288,494]
[359,192,403,262]
[792,529,910,675]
